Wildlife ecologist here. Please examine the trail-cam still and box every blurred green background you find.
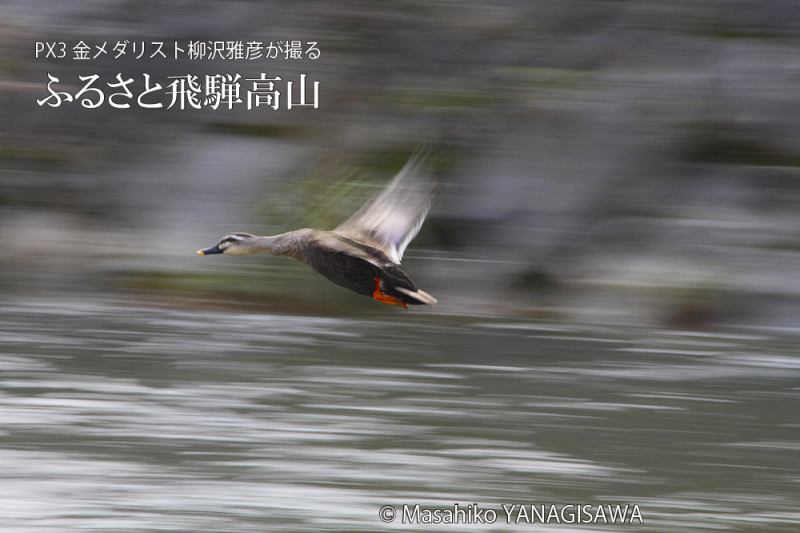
[3,3,800,533]
[3,0,800,327]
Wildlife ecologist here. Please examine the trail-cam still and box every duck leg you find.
[372,277,408,309]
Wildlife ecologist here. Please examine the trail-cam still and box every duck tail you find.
[396,287,438,306]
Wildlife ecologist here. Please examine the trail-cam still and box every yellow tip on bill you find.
[196,249,205,255]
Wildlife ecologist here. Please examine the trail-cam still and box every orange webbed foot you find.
[372,277,408,309]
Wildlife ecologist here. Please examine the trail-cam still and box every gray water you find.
[1,298,799,532]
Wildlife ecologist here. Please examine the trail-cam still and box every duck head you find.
[196,232,261,256]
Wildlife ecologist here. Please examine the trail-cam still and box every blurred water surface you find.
[1,298,799,532]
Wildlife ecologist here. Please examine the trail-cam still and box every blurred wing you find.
[334,150,436,264]
[311,231,392,269]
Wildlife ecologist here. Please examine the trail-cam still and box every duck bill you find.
[196,245,223,255]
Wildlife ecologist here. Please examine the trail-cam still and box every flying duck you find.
[196,152,438,309]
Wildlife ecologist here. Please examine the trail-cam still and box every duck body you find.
[300,231,428,308]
